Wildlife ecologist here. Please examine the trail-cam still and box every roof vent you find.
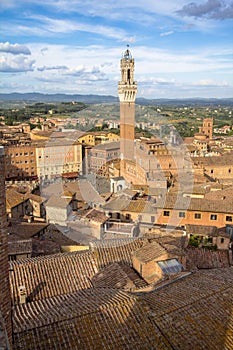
[19,285,27,304]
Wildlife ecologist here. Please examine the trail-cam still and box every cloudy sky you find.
[0,0,233,98]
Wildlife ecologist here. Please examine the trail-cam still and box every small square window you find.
[210,214,217,221]
[163,211,170,217]
[195,213,201,219]
[226,216,232,222]
[179,212,185,218]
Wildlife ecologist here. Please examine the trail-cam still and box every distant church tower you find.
[199,118,213,139]
[0,146,12,348]
[118,47,137,162]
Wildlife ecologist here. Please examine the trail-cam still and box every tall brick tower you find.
[118,47,137,162]
[0,146,12,348]
[199,118,213,139]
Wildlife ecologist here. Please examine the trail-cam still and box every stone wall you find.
[0,146,12,347]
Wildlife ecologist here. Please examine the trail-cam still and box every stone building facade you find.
[35,139,82,180]
[88,141,120,176]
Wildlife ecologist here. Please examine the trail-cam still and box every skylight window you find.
[157,259,183,274]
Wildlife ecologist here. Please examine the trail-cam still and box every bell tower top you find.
[123,47,132,60]
[118,46,137,102]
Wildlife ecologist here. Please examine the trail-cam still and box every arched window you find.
[127,69,130,83]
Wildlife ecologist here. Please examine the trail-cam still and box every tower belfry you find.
[118,47,137,162]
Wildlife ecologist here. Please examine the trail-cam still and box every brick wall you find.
[5,144,37,180]
[0,146,12,347]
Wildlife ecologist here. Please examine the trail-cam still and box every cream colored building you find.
[35,139,82,180]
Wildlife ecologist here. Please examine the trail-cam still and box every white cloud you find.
[195,79,229,87]
[0,42,31,55]
[37,65,68,72]
[23,15,129,41]
[160,31,174,37]
[0,55,35,72]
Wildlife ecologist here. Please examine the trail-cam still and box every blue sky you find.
[0,0,233,98]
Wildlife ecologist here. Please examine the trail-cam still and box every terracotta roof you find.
[45,195,71,208]
[93,141,120,150]
[8,239,32,256]
[91,262,148,291]
[78,179,105,205]
[155,194,233,214]
[185,224,218,236]
[11,266,233,350]
[10,251,98,305]
[102,195,131,211]
[31,238,61,256]
[140,267,233,350]
[90,238,145,268]
[26,193,45,203]
[43,225,79,246]
[123,199,156,213]
[13,288,171,350]
[186,247,230,269]
[0,314,8,350]
[192,154,233,166]
[8,223,49,240]
[85,209,108,223]
[204,185,233,201]
[133,241,167,263]
[6,189,28,210]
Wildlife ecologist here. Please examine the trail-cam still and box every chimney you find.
[18,286,27,304]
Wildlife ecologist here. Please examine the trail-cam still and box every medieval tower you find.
[199,117,213,139]
[0,146,12,348]
[118,47,137,163]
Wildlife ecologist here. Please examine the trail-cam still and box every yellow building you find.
[78,131,119,146]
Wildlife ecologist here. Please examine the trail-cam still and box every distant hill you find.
[0,93,118,104]
[0,92,233,106]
